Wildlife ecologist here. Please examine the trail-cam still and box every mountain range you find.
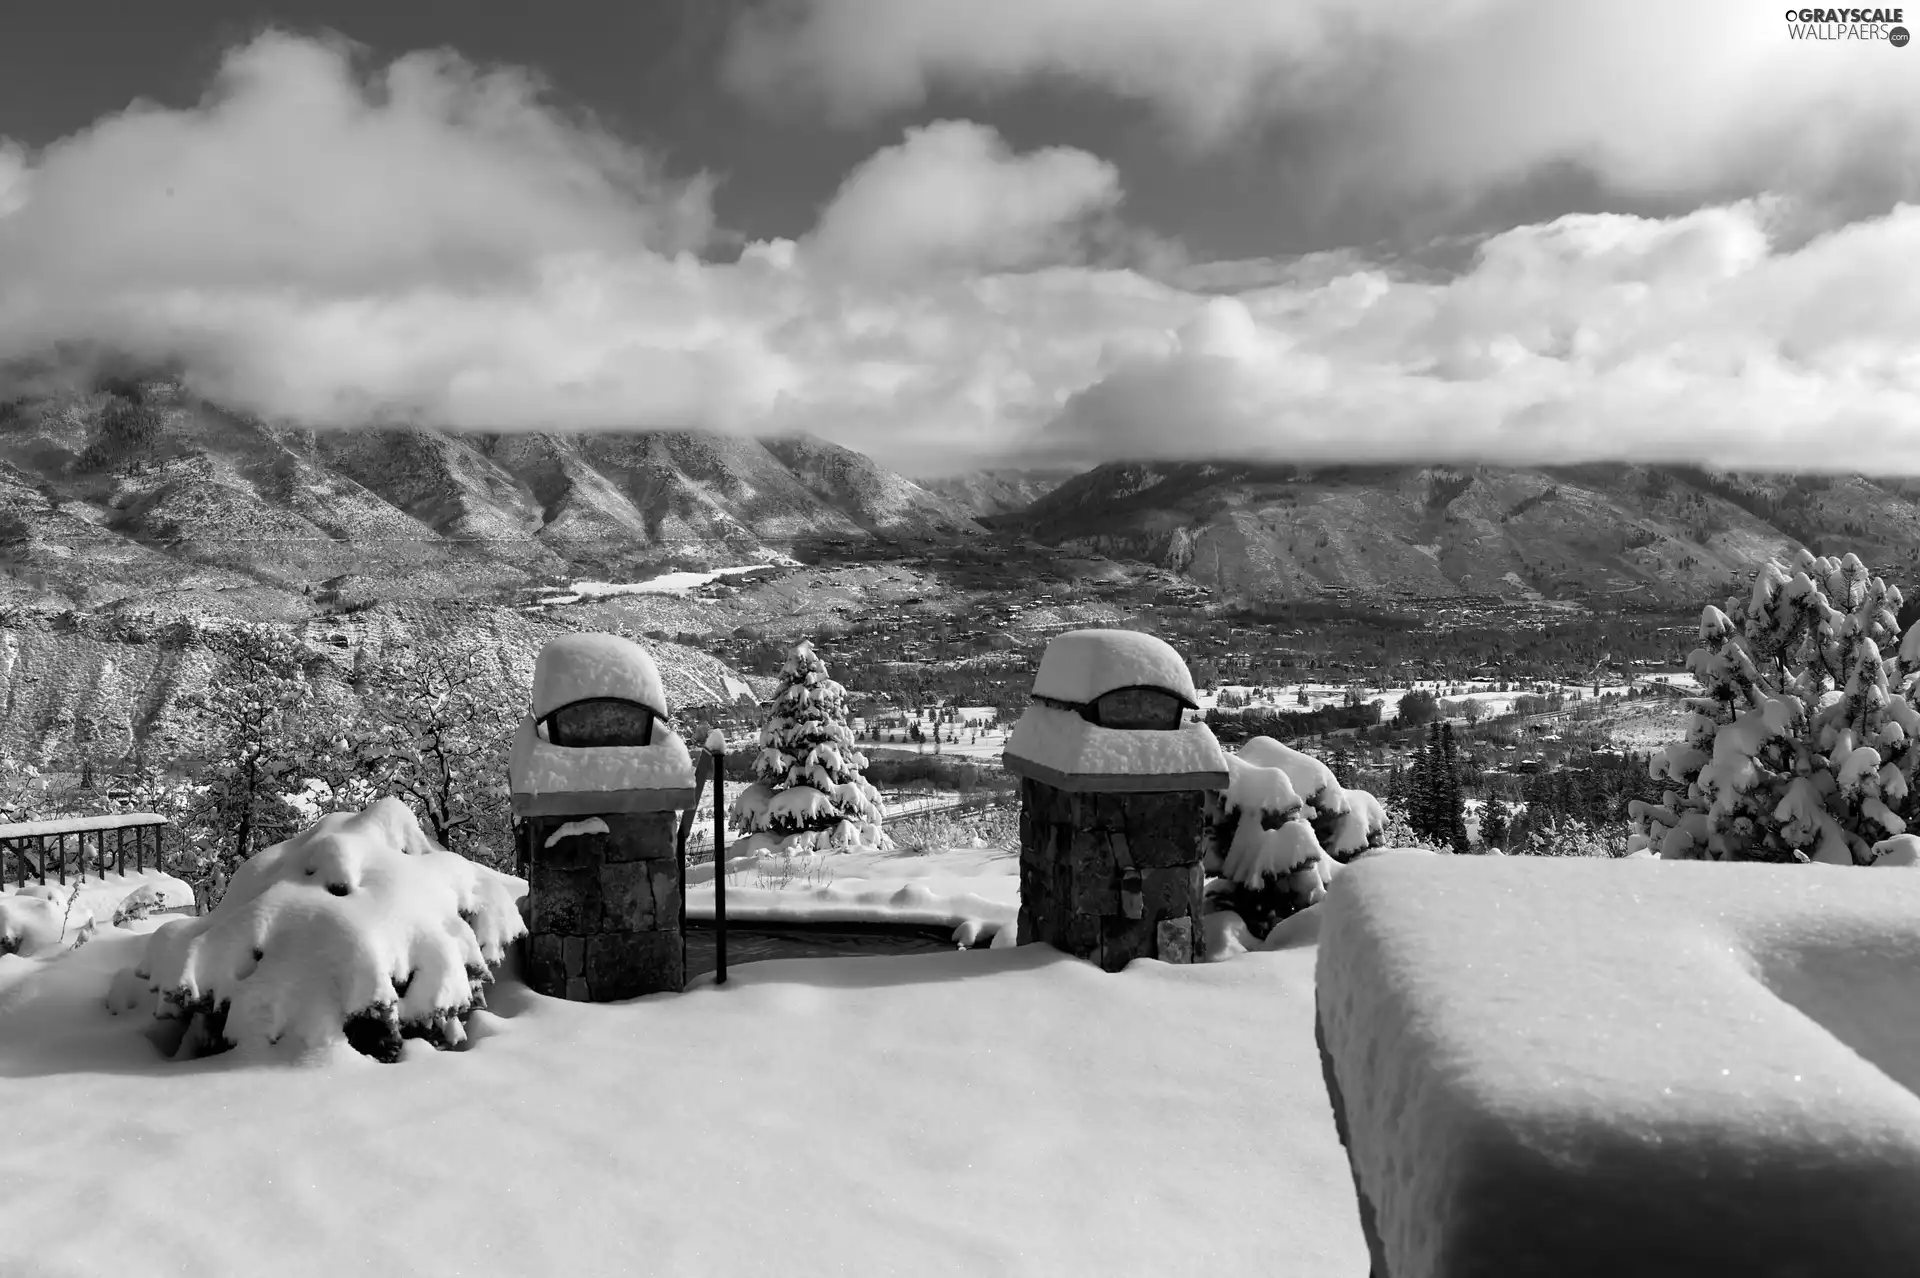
[995,461,1920,608]
[0,374,983,617]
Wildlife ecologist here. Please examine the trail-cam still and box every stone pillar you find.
[1016,779,1209,971]
[522,808,684,1000]
[1002,628,1228,972]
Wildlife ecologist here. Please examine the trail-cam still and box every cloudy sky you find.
[1,0,1917,476]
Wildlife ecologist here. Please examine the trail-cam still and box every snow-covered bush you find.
[729,641,891,854]
[1515,814,1632,859]
[1203,736,1389,939]
[1631,550,1920,864]
[0,884,93,957]
[106,798,526,1064]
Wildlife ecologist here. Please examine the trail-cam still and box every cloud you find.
[724,0,1920,210]
[803,120,1121,279]
[4,32,1919,479]
[1033,201,1920,472]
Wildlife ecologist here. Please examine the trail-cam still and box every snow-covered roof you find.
[1030,629,1199,708]
[1003,706,1227,792]
[1318,853,1920,1274]
[531,633,669,720]
[509,716,698,814]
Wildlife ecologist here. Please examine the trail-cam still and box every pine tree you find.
[1481,796,1510,850]
[1440,722,1469,851]
[1633,550,1920,863]
[730,641,889,852]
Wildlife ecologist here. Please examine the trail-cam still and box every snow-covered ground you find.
[685,839,1019,942]
[0,839,1367,1278]
[535,562,792,606]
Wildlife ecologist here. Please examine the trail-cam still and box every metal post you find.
[97,829,105,881]
[135,825,145,873]
[57,832,66,886]
[36,834,46,886]
[116,826,125,876]
[711,736,728,987]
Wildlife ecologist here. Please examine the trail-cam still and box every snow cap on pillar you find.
[1031,629,1201,708]
[1004,628,1227,793]
[531,632,669,721]
[511,632,696,817]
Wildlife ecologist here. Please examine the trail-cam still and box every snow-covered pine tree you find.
[729,641,891,853]
[1202,736,1389,941]
[1630,549,1920,864]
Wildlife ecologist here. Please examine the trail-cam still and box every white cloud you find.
[1035,201,1920,472]
[805,120,1121,279]
[4,32,1920,478]
[724,0,1920,208]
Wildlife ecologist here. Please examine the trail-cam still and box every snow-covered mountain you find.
[1000,461,1920,605]
[0,375,983,612]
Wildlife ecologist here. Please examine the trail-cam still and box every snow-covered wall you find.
[1318,853,1920,1276]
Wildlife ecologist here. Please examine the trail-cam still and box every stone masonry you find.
[1017,778,1207,972]
[523,810,684,1000]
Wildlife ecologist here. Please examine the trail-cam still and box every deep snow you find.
[0,836,1367,1278]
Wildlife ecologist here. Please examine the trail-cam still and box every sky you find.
[0,1,1917,476]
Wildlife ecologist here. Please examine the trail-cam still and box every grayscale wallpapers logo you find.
[1783,7,1909,39]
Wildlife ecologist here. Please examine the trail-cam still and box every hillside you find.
[919,468,1076,517]
[0,374,980,615]
[0,603,759,769]
[1004,462,1920,605]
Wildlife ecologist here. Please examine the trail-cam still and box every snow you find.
[543,818,610,849]
[1317,852,1920,1276]
[1004,706,1229,782]
[0,835,1370,1277]
[0,812,167,839]
[105,799,526,1063]
[510,715,697,798]
[1,870,194,957]
[529,631,669,720]
[545,563,786,601]
[1030,628,1200,707]
[686,839,1020,944]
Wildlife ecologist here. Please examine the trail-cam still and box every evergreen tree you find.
[730,641,889,852]
[1633,550,1920,863]
[1408,730,1435,840]
[1440,722,1469,851]
[1481,796,1510,850]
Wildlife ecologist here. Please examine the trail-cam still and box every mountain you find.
[0,602,761,771]
[1004,461,1920,606]
[0,377,980,611]
[919,468,1076,517]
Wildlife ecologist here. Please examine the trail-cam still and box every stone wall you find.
[523,810,684,1000]
[1016,778,1206,972]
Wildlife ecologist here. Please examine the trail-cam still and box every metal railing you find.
[0,813,173,890]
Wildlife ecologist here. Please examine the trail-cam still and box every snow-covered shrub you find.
[730,641,891,854]
[1515,814,1632,859]
[1203,736,1388,939]
[1631,550,1920,864]
[0,885,94,957]
[106,798,526,1064]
